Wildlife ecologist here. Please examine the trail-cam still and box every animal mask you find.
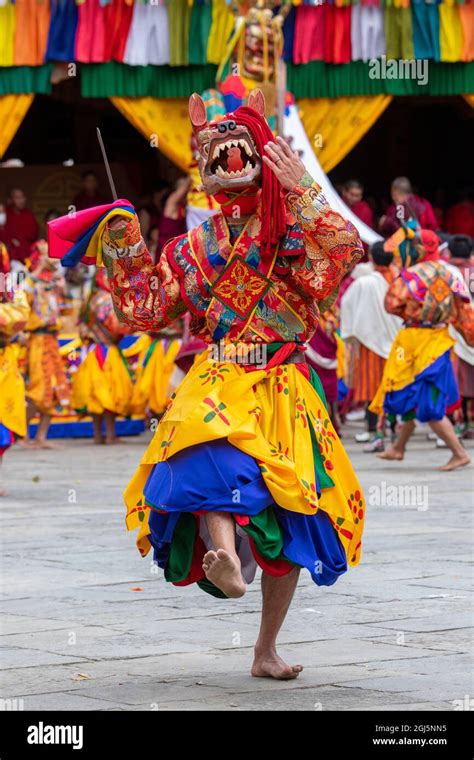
[188,89,266,196]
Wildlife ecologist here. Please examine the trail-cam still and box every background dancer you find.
[371,230,474,470]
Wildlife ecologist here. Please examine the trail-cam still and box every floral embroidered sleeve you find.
[286,172,364,302]
[384,275,410,319]
[101,214,187,332]
[451,296,474,347]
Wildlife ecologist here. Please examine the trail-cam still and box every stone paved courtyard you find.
[0,425,472,711]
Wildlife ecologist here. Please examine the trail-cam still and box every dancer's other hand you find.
[262,135,306,191]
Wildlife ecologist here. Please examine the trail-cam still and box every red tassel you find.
[230,106,287,257]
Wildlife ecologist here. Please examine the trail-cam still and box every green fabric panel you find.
[286,61,474,98]
[118,346,133,380]
[240,508,284,560]
[0,65,53,95]
[308,365,328,412]
[309,420,335,490]
[143,338,158,369]
[164,512,196,583]
[197,577,228,599]
[188,2,213,66]
[80,62,218,98]
[308,367,335,489]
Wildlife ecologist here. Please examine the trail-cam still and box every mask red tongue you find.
[214,190,259,218]
[227,147,244,173]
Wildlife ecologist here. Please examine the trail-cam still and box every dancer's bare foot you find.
[34,440,63,450]
[105,437,123,445]
[252,648,303,680]
[94,434,105,445]
[18,439,36,448]
[437,453,471,471]
[377,448,404,461]
[202,549,246,598]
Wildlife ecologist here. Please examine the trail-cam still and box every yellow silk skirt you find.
[72,345,133,417]
[129,337,180,416]
[370,326,455,415]
[0,344,26,438]
[125,352,365,567]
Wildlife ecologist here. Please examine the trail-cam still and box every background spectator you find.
[72,170,107,212]
[1,187,39,264]
[446,189,474,238]
[138,181,170,241]
[341,179,374,229]
[379,176,438,237]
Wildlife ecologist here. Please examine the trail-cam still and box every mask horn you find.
[188,93,208,134]
[247,88,266,117]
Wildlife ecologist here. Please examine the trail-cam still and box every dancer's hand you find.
[108,215,129,231]
[35,240,48,257]
[262,136,306,191]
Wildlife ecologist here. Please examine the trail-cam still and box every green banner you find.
[1,60,472,99]
[0,65,53,96]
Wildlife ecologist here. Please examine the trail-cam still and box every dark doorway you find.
[329,95,473,219]
[2,76,182,205]
[1,77,184,228]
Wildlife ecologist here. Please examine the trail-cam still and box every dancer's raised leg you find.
[203,512,246,598]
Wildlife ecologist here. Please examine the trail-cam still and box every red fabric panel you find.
[248,536,294,577]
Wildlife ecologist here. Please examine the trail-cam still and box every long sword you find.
[96,127,118,201]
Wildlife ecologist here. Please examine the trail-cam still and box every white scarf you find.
[340,270,402,358]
